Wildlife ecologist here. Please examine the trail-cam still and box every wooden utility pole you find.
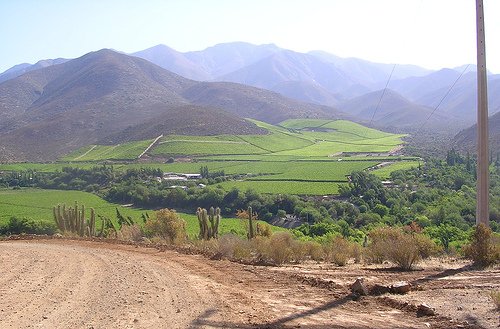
[476,0,489,225]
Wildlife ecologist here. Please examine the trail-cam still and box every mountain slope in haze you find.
[184,42,282,78]
[218,50,357,96]
[453,111,500,155]
[0,49,339,161]
[414,73,500,120]
[271,81,340,107]
[132,42,282,81]
[0,58,69,84]
[338,89,451,128]
[181,81,341,124]
[308,50,432,84]
[131,44,210,81]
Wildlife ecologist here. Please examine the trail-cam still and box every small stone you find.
[417,303,436,316]
[176,309,181,313]
[390,281,411,294]
[42,316,48,319]
[350,277,368,296]
[370,284,390,296]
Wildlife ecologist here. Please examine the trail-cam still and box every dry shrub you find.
[117,224,143,242]
[250,232,305,265]
[463,224,500,267]
[324,236,359,266]
[365,227,438,270]
[266,232,296,265]
[489,290,500,310]
[217,234,253,260]
[256,222,273,237]
[144,209,186,244]
[303,240,325,262]
[193,238,220,256]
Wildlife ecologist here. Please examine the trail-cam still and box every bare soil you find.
[0,239,498,329]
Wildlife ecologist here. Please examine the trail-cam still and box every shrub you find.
[323,236,359,266]
[463,224,500,267]
[250,232,305,265]
[117,224,143,242]
[256,222,273,237]
[144,209,186,244]
[303,240,324,262]
[365,226,438,270]
[214,234,252,260]
[0,217,57,235]
[489,290,500,310]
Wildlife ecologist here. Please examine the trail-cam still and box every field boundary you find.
[138,135,163,159]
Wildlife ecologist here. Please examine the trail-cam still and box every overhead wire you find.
[369,63,396,125]
[415,64,470,133]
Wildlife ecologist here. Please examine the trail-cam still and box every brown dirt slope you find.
[1,239,498,328]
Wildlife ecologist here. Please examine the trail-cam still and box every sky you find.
[1,0,499,74]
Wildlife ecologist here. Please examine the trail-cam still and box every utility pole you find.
[476,0,489,225]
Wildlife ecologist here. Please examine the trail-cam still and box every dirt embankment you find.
[0,239,498,329]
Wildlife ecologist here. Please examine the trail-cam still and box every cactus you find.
[52,202,96,237]
[196,207,221,240]
[248,206,254,239]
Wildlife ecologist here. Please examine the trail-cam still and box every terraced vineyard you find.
[2,119,417,195]
[62,139,154,161]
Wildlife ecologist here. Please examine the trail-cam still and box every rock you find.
[370,284,390,296]
[350,277,368,296]
[390,281,412,294]
[417,303,436,316]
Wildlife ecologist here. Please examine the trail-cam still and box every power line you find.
[369,64,396,125]
[416,64,470,133]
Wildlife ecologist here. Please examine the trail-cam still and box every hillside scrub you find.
[463,224,500,267]
[365,226,439,270]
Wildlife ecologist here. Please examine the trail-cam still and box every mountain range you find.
[0,49,339,161]
[1,42,499,160]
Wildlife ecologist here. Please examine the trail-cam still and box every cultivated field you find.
[1,119,417,195]
[0,188,279,238]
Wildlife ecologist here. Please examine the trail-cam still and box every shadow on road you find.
[188,294,371,329]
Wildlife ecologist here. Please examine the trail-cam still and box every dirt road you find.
[0,239,497,328]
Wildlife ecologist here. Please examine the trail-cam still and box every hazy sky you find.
[1,0,499,73]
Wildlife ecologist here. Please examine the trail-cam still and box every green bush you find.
[144,209,186,244]
[0,216,57,235]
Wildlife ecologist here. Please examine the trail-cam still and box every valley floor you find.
[0,239,498,328]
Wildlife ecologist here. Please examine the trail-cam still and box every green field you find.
[1,119,417,196]
[0,188,281,238]
[63,119,404,161]
[218,180,341,195]
[61,139,154,161]
[371,161,421,179]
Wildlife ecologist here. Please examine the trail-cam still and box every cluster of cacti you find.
[247,206,255,239]
[53,202,96,237]
[97,215,117,237]
[196,206,221,240]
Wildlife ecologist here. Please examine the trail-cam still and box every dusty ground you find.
[0,239,498,329]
